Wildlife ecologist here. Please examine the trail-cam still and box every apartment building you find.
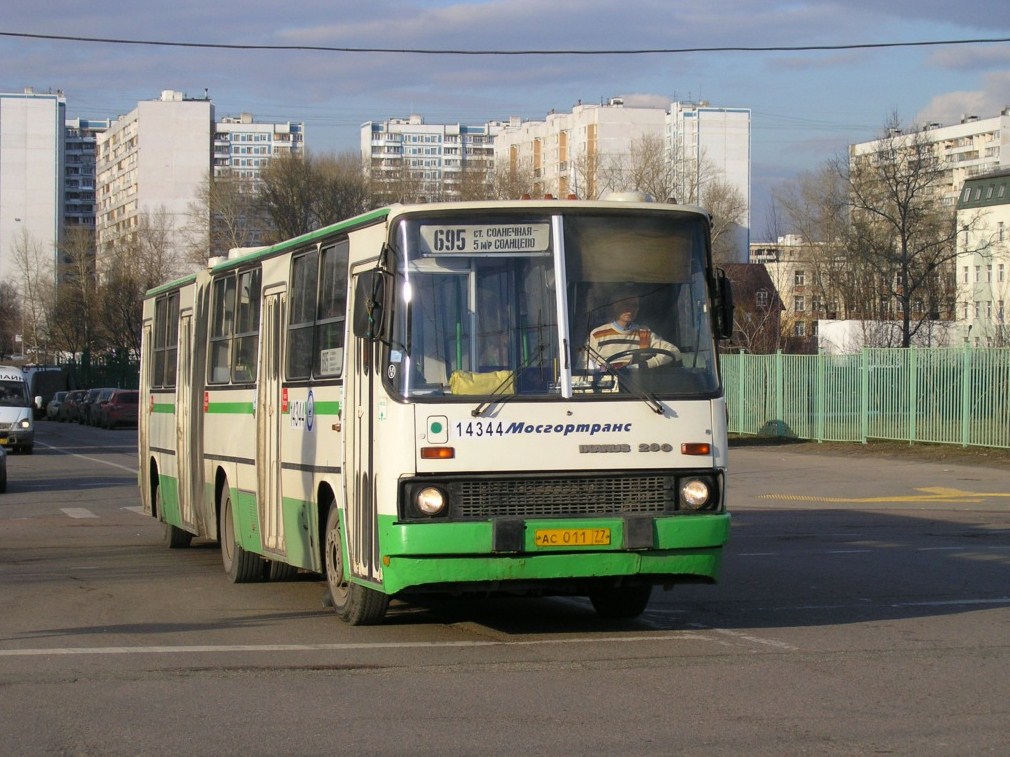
[214,113,304,179]
[362,115,503,200]
[957,168,1010,346]
[749,236,839,349]
[495,99,667,200]
[95,90,214,268]
[64,118,109,232]
[497,98,751,261]
[0,89,66,283]
[851,109,1010,210]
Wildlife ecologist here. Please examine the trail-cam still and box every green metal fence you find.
[721,347,1010,449]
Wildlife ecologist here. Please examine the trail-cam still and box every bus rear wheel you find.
[588,585,652,619]
[156,483,193,549]
[220,480,265,583]
[324,503,389,625]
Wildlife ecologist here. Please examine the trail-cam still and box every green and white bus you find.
[139,198,734,624]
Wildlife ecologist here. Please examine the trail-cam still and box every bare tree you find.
[0,281,19,357]
[489,155,537,200]
[600,133,676,202]
[99,207,183,358]
[367,154,427,207]
[50,227,101,359]
[837,113,965,347]
[257,152,317,241]
[10,227,55,361]
[703,179,748,266]
[186,170,270,266]
[312,152,372,225]
[570,145,607,200]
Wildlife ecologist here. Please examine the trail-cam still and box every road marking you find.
[0,635,715,658]
[122,506,146,515]
[61,508,98,519]
[35,440,138,474]
[759,485,1010,505]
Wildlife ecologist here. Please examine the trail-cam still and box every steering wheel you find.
[604,347,680,369]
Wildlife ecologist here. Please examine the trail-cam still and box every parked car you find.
[77,388,106,425]
[0,445,6,493]
[88,388,117,426]
[98,389,139,429]
[58,389,88,423]
[46,391,68,420]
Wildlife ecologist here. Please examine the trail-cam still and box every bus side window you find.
[315,241,348,377]
[209,276,237,384]
[287,250,319,380]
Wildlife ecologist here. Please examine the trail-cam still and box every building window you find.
[794,270,805,286]
[794,296,805,312]
[963,266,969,284]
[794,321,806,337]
[975,266,981,282]
[999,263,1006,283]
[987,264,992,282]
[756,289,769,308]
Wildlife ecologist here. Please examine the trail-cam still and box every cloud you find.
[917,71,1010,125]
[927,45,1010,72]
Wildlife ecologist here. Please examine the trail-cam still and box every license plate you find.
[534,528,611,547]
[0,438,7,446]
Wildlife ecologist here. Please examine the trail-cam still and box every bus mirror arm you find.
[716,270,734,340]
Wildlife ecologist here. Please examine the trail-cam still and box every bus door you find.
[343,268,381,584]
[175,314,196,530]
[257,292,285,555]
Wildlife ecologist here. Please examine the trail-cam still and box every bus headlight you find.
[680,478,712,510]
[18,418,31,429]
[415,486,447,516]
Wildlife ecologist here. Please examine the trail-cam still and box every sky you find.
[3,0,1010,239]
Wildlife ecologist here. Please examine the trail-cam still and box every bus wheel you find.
[266,561,298,581]
[220,481,265,583]
[324,504,389,625]
[157,484,193,549]
[588,585,652,619]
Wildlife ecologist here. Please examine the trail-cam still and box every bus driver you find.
[586,295,681,371]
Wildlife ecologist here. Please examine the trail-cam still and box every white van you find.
[0,366,35,454]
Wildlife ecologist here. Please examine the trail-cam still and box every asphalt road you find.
[1,421,1008,755]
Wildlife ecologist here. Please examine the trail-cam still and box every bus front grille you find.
[451,474,675,519]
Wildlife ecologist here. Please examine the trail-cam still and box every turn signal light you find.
[681,442,711,455]
[420,446,455,460]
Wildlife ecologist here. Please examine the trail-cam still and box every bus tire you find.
[220,481,265,583]
[266,561,298,581]
[324,504,388,625]
[157,484,193,549]
[589,585,652,619]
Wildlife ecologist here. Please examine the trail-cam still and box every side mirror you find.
[716,271,734,340]
[352,271,385,340]
[34,396,43,410]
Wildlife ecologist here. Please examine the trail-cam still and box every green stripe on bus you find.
[152,402,175,414]
[206,401,255,414]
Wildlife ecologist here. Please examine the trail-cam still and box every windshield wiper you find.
[470,340,547,418]
[580,343,665,415]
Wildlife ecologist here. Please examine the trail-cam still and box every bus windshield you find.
[387,209,720,401]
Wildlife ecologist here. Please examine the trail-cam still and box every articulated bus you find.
[139,197,734,624]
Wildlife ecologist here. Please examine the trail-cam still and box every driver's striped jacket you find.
[585,321,680,369]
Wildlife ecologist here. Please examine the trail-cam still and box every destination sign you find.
[418,224,551,255]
